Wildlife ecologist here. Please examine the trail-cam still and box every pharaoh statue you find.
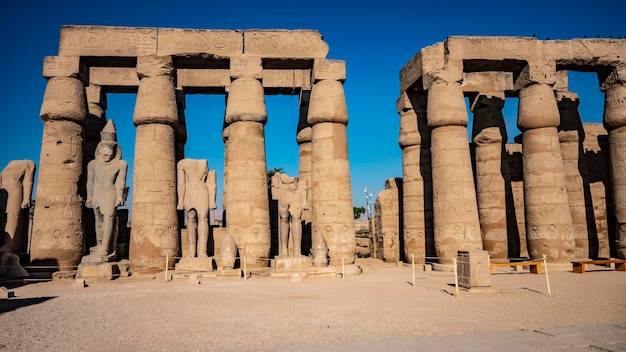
[271,173,308,257]
[85,120,127,262]
[0,160,36,253]
[0,160,35,278]
[177,159,217,258]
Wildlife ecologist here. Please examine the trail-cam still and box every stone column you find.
[174,89,188,163]
[129,56,179,273]
[398,93,432,264]
[223,56,270,268]
[603,81,626,259]
[427,81,482,264]
[374,178,402,263]
[557,91,594,259]
[518,81,574,261]
[308,59,356,265]
[296,91,313,226]
[471,94,509,261]
[31,56,87,270]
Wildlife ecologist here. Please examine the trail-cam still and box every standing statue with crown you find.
[84,120,128,263]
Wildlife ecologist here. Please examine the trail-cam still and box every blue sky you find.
[0,0,623,217]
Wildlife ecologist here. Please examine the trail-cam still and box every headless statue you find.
[0,160,35,253]
[85,120,127,261]
[177,159,217,258]
[271,173,308,257]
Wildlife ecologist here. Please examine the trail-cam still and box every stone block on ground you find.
[1,286,15,299]
[52,271,77,281]
[275,257,311,272]
[76,262,121,281]
[217,269,242,280]
[175,257,214,272]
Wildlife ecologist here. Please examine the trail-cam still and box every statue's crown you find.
[101,119,117,142]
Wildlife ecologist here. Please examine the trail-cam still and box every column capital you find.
[42,56,87,81]
[40,77,87,123]
[600,64,626,92]
[426,81,467,128]
[307,79,348,125]
[422,59,463,91]
[85,85,107,109]
[136,55,174,79]
[517,83,559,130]
[470,93,505,113]
[224,77,267,124]
[604,83,626,129]
[133,56,178,126]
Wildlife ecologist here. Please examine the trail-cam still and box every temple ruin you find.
[379,36,626,265]
[27,25,356,274]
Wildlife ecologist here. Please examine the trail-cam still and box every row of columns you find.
[30,55,356,272]
[400,68,626,264]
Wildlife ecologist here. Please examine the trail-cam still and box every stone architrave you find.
[604,82,626,259]
[129,55,179,273]
[31,56,87,270]
[518,82,575,261]
[398,93,432,264]
[0,160,36,255]
[223,56,270,269]
[374,178,402,263]
[427,81,483,264]
[557,91,593,259]
[471,94,509,261]
[307,59,356,266]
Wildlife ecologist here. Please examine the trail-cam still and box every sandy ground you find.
[1,258,625,351]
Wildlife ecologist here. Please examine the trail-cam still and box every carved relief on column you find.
[129,55,179,273]
[31,56,87,270]
[398,92,432,264]
[518,80,575,261]
[223,56,270,268]
[308,59,356,266]
[603,80,626,259]
[557,90,595,259]
[471,93,509,262]
[427,81,482,264]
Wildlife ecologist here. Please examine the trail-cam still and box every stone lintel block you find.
[59,25,158,57]
[423,59,463,90]
[262,69,311,89]
[230,55,263,79]
[244,30,329,59]
[312,59,346,82]
[177,69,230,89]
[555,90,579,103]
[396,93,413,113]
[43,56,84,79]
[85,85,107,108]
[462,72,513,94]
[514,61,557,89]
[553,71,569,92]
[600,64,626,91]
[89,67,139,87]
[544,39,626,70]
[446,36,539,63]
[470,93,505,113]
[157,28,243,57]
[137,55,174,79]
[400,42,444,92]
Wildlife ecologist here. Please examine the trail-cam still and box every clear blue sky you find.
[0,0,623,216]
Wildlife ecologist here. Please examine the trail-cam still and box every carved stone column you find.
[296,92,313,227]
[518,81,574,261]
[603,81,626,259]
[374,178,402,263]
[175,89,188,163]
[31,56,87,270]
[557,91,594,259]
[398,93,432,264]
[129,56,179,273]
[308,60,356,265]
[223,56,270,268]
[471,94,509,261]
[427,81,482,264]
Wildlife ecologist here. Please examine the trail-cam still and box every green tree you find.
[353,206,366,220]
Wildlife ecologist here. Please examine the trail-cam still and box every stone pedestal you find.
[456,250,492,288]
[274,256,311,272]
[76,261,130,281]
[175,257,214,272]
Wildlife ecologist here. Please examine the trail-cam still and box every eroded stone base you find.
[175,257,214,272]
[275,257,311,272]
